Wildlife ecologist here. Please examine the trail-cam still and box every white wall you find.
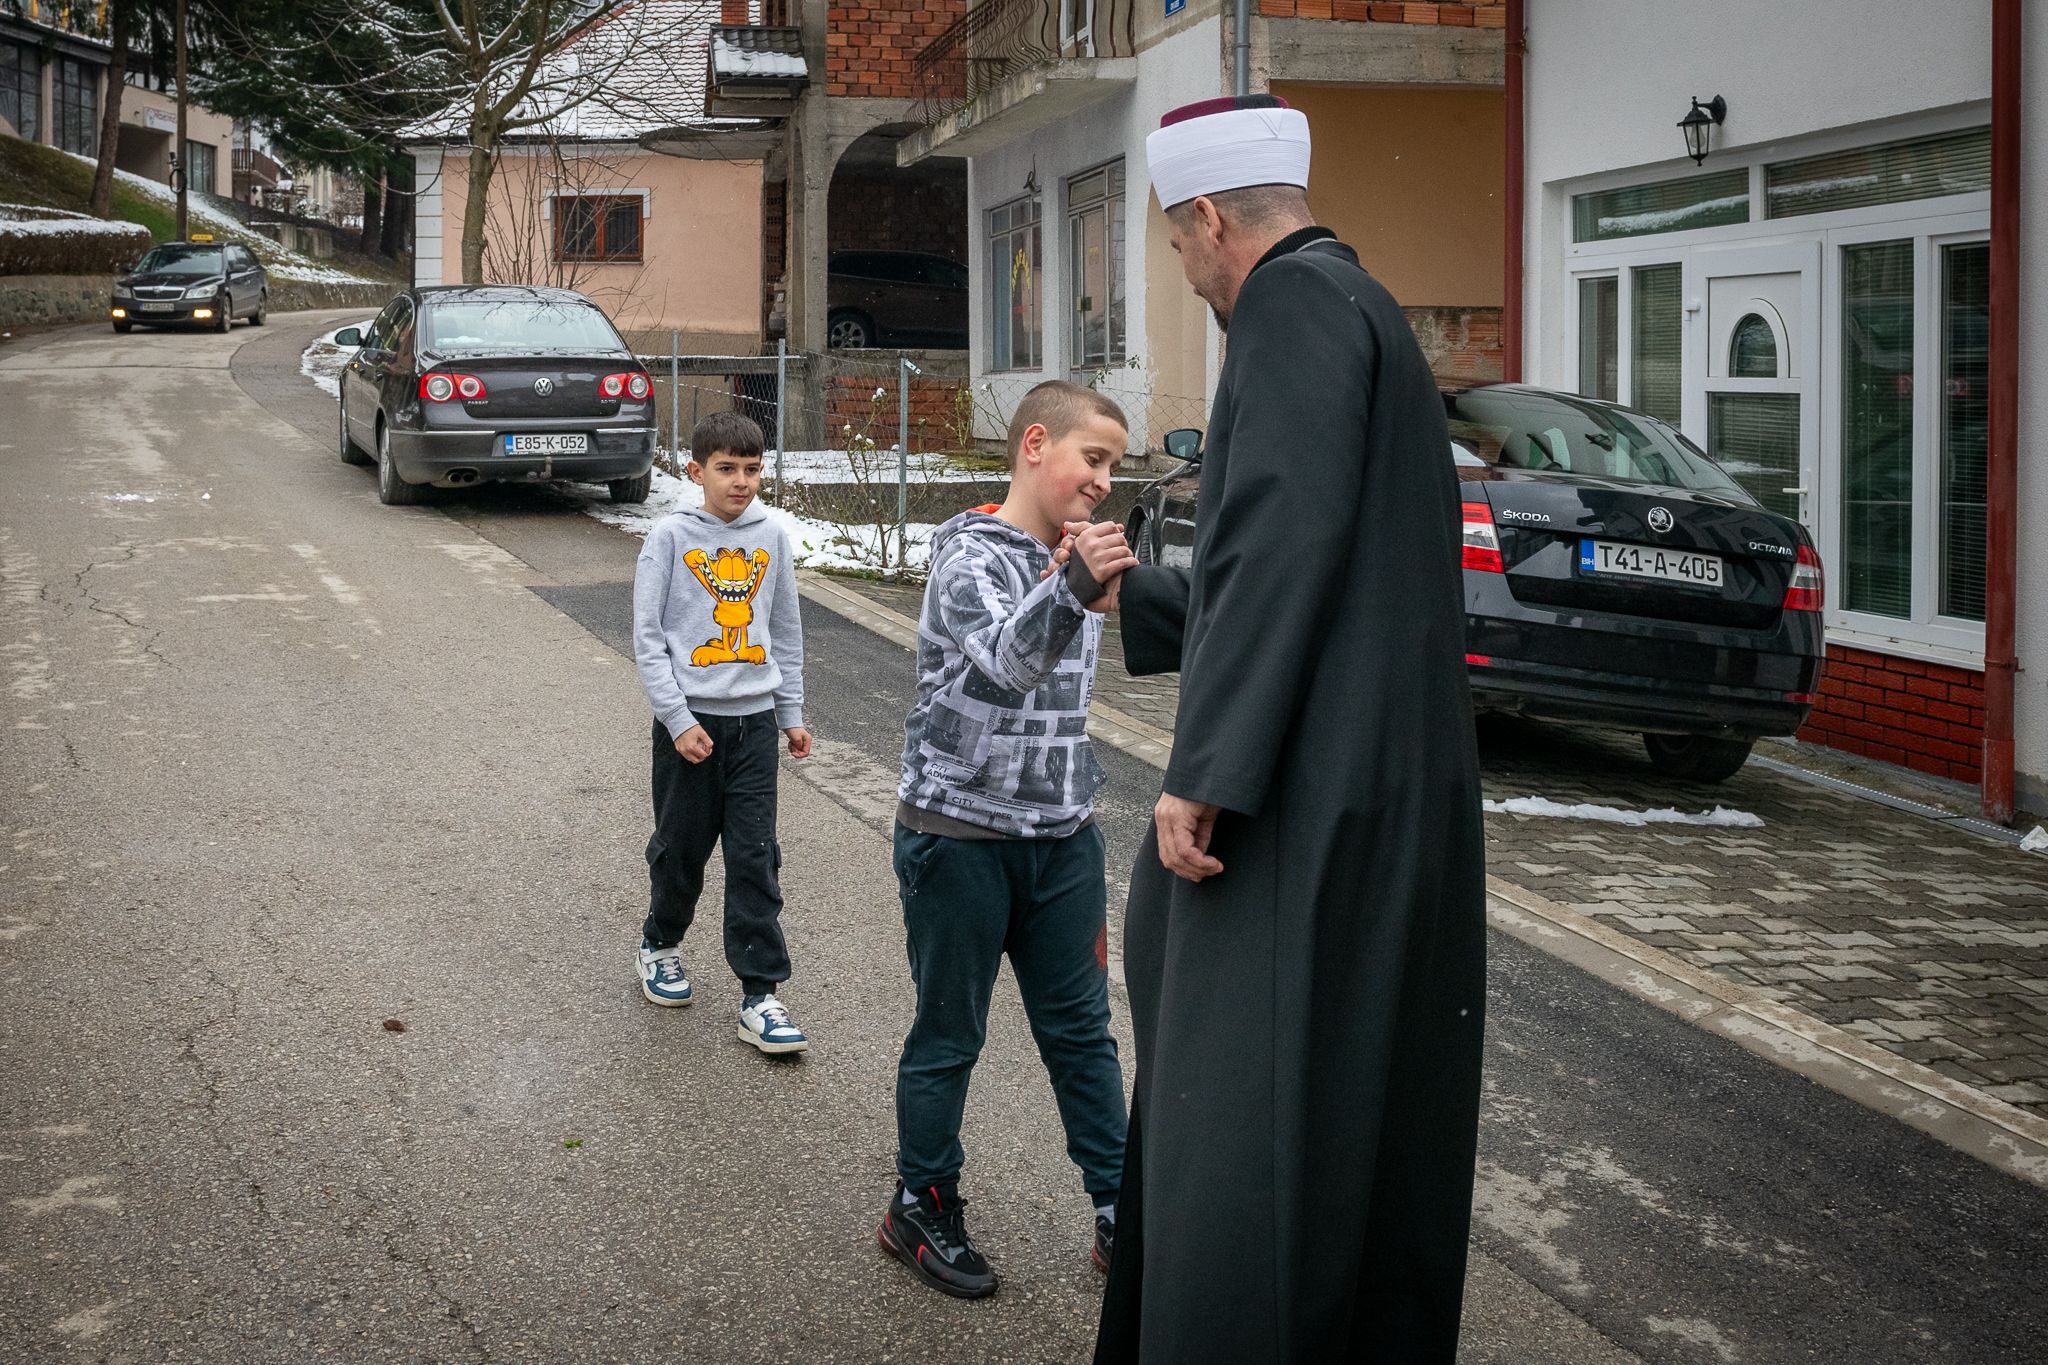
[1522,0,1991,387]
[1521,0,2048,808]
[965,18,1223,445]
[2018,8,2048,812]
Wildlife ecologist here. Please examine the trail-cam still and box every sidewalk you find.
[844,576,2048,1125]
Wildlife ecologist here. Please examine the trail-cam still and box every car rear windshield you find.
[421,298,626,352]
[134,245,224,276]
[1445,389,1750,500]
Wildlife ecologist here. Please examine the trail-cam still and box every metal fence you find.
[629,333,1212,570]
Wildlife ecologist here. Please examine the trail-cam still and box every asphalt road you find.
[1,311,2043,1364]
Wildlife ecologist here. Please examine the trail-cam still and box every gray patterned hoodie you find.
[898,510,1106,838]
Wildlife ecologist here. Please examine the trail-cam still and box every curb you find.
[798,569,2048,1192]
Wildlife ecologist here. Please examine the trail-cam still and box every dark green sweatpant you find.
[892,822,1127,1202]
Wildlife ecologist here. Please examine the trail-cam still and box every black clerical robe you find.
[1094,230,1486,1364]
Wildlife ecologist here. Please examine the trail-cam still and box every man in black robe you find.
[1091,95,1487,1363]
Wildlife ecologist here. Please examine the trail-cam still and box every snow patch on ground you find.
[1485,796,1765,828]
[2022,825,2048,854]
[300,323,368,399]
[556,467,939,575]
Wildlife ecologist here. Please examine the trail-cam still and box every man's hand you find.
[674,725,714,764]
[1155,794,1224,882]
[1071,521,1136,581]
[784,727,812,760]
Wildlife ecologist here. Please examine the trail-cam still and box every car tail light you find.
[1782,545,1824,612]
[420,373,486,403]
[1461,499,1504,573]
[1465,654,1492,667]
[627,372,651,401]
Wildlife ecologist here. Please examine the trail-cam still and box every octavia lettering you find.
[682,546,770,666]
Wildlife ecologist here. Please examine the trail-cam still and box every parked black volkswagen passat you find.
[335,286,657,506]
[110,236,268,333]
[1124,385,1825,783]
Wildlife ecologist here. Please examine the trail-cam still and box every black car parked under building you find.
[1124,384,1826,782]
[335,286,657,507]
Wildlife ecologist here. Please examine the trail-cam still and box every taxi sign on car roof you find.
[188,232,214,242]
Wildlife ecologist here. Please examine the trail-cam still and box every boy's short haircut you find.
[690,410,765,463]
[1004,381,1129,468]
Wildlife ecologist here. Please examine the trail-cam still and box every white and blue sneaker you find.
[738,993,809,1054]
[637,939,693,1007]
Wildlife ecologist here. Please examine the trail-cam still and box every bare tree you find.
[90,0,137,219]
[406,0,685,282]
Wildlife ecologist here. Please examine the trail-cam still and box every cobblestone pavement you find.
[845,575,2048,1121]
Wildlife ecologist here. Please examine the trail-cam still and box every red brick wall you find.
[828,173,968,259]
[1259,0,1507,24]
[825,372,964,448]
[1407,306,1503,384]
[826,0,966,97]
[1800,644,1986,784]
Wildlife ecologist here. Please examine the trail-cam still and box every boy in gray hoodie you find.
[632,412,811,1055]
[878,380,1138,1299]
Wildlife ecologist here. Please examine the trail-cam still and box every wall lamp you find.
[1679,95,1727,165]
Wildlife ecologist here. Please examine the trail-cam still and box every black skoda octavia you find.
[1125,384,1825,782]
[336,285,657,506]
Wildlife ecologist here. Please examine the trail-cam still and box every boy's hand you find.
[784,727,812,759]
[674,725,714,764]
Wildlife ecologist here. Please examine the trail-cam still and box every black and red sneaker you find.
[877,1181,998,1300]
[1092,1212,1113,1274]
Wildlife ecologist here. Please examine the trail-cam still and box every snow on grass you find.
[554,467,939,576]
[56,150,385,284]
[2022,826,2048,854]
[301,322,369,398]
[1484,796,1765,829]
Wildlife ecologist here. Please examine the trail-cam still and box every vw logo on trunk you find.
[1647,506,1674,533]
[533,377,554,397]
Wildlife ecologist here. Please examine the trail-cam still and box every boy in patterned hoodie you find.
[877,380,1137,1299]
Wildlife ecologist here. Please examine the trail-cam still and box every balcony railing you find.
[911,0,1134,126]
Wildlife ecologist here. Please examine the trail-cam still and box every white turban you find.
[1145,99,1312,211]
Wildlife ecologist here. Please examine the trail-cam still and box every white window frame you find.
[1061,0,1094,56]
[1065,158,1125,377]
[1561,107,1991,666]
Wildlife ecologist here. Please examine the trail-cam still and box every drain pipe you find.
[1235,0,1250,97]
[1983,0,2020,822]
[1502,0,1525,383]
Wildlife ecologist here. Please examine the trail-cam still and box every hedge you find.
[1,217,154,277]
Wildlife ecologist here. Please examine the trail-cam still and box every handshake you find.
[1044,519,1140,614]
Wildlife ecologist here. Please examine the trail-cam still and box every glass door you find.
[1684,243,1821,529]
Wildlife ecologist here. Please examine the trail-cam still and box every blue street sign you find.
[1167,0,1185,14]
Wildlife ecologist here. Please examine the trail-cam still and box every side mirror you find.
[1164,427,1203,463]
[333,327,362,348]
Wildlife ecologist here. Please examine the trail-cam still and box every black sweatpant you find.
[642,712,790,996]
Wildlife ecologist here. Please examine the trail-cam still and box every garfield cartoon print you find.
[684,546,771,666]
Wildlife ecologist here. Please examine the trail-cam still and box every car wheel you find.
[608,472,653,505]
[1642,733,1754,783]
[251,292,267,326]
[827,310,873,350]
[338,402,370,465]
[112,319,132,334]
[214,295,233,333]
[375,419,424,506]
